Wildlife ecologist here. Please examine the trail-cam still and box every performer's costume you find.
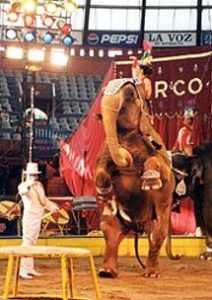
[18,162,58,279]
[173,124,193,155]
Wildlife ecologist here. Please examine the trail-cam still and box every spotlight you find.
[63,0,78,13]
[51,52,68,66]
[24,31,36,42]
[7,11,19,22]
[57,20,65,30]
[62,35,75,47]
[57,20,72,34]
[28,48,45,62]
[22,0,37,14]
[23,14,35,27]
[60,23,72,35]
[6,47,24,59]
[42,15,55,28]
[5,28,18,40]
[44,1,58,15]
[42,32,55,44]
[11,2,22,13]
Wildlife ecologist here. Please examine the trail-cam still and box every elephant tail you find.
[165,217,182,260]
[134,233,146,269]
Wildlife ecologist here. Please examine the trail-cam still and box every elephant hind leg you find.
[99,268,117,278]
[99,214,126,278]
[144,207,170,278]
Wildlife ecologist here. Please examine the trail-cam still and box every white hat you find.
[24,162,41,174]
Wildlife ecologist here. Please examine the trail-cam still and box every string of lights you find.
[4,0,78,47]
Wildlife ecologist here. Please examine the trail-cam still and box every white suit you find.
[18,177,58,277]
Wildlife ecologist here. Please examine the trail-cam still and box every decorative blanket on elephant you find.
[104,78,136,95]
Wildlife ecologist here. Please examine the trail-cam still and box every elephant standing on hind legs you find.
[95,79,175,278]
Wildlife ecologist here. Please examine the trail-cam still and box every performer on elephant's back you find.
[132,41,153,122]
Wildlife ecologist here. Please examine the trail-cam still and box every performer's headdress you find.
[24,162,41,174]
[131,40,153,79]
[183,105,194,119]
[139,40,153,67]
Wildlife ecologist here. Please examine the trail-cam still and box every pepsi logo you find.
[87,33,99,45]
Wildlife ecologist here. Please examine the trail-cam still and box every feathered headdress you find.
[131,40,153,80]
[140,40,153,66]
[184,105,194,118]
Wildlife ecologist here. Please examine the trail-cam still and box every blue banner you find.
[85,31,141,48]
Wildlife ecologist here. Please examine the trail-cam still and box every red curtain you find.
[60,62,115,229]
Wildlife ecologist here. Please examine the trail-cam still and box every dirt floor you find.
[0,256,211,300]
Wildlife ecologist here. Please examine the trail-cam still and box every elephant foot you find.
[141,170,162,190]
[143,270,161,278]
[199,251,212,260]
[99,268,118,278]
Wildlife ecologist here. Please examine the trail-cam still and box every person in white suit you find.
[18,162,59,279]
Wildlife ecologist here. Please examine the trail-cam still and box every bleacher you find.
[0,69,103,152]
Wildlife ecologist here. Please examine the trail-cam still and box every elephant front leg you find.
[99,212,126,278]
[95,150,114,201]
[141,156,171,190]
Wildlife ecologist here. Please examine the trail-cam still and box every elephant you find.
[94,78,175,278]
[169,143,212,260]
[193,143,212,259]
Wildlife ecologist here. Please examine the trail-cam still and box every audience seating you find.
[0,69,103,144]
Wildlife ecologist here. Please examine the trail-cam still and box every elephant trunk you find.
[101,93,133,167]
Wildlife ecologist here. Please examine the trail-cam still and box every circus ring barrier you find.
[0,245,102,300]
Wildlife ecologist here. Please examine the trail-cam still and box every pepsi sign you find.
[86,31,141,48]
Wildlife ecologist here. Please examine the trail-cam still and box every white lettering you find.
[155,81,168,98]
[173,80,186,96]
[63,144,93,180]
[155,77,203,99]
[101,34,138,45]
[101,34,110,43]
[188,78,203,95]
[118,35,127,43]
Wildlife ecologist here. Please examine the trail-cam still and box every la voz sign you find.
[86,31,141,48]
[144,32,196,47]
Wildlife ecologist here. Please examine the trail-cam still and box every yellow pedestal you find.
[0,245,102,300]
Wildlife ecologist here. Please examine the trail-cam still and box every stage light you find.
[7,11,19,22]
[5,28,18,40]
[51,52,68,66]
[63,0,78,13]
[23,14,35,27]
[24,31,36,42]
[28,48,45,62]
[11,1,22,12]
[6,47,24,59]
[57,20,65,29]
[44,1,58,15]
[60,23,72,35]
[22,0,37,14]
[42,32,55,44]
[42,15,55,28]
[62,34,75,47]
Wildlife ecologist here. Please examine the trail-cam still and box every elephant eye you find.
[124,87,135,102]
